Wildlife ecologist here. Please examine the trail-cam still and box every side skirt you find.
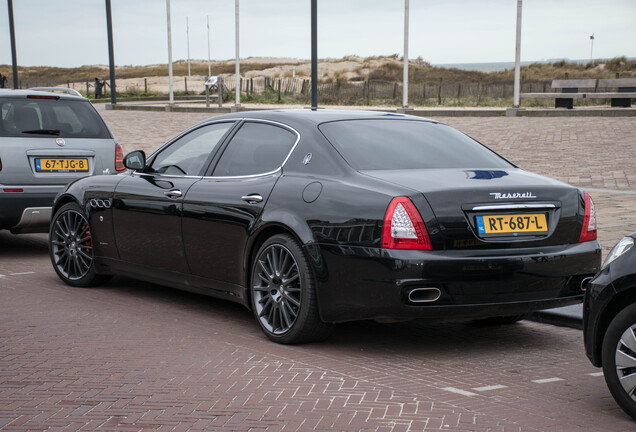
[94,256,250,308]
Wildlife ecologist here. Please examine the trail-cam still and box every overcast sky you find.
[1,0,634,67]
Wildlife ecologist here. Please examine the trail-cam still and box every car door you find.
[182,120,300,287]
[112,122,235,273]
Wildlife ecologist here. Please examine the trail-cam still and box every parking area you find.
[1,108,636,431]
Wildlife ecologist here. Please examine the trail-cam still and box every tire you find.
[49,202,111,287]
[472,314,528,326]
[250,234,333,344]
[601,303,636,420]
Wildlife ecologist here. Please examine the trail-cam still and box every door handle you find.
[164,189,183,199]
[241,194,263,204]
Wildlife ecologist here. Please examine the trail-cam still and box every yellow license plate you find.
[35,158,89,172]
[476,213,548,234]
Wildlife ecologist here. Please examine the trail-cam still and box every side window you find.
[151,122,233,176]
[212,122,297,176]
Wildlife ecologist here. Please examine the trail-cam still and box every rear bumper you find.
[0,186,62,232]
[310,241,602,323]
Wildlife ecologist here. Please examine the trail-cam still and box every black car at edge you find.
[49,110,601,344]
[584,231,636,419]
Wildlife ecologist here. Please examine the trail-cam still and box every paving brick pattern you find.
[1,107,636,431]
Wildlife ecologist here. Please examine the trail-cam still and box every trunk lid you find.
[0,137,115,186]
[363,168,583,249]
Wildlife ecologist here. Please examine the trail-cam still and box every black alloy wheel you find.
[602,303,636,420]
[250,234,333,344]
[49,202,110,287]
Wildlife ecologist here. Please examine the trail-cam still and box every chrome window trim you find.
[203,118,301,179]
[471,203,557,211]
[133,118,300,180]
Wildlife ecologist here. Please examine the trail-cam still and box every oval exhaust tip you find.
[408,287,441,303]
[580,277,593,292]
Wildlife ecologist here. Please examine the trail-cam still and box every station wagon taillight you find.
[579,192,597,243]
[115,144,125,171]
[382,197,432,250]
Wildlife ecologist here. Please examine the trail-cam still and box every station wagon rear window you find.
[319,119,512,170]
[0,98,111,139]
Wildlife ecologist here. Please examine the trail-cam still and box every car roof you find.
[204,109,438,126]
[0,88,87,101]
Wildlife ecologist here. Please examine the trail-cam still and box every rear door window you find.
[212,122,298,177]
[0,97,111,139]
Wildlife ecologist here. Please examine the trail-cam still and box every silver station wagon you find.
[0,88,123,233]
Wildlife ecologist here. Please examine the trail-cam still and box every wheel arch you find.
[243,223,309,310]
[52,194,82,218]
[594,287,636,366]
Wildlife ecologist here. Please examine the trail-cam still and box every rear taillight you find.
[382,197,432,250]
[115,143,125,171]
[579,192,597,242]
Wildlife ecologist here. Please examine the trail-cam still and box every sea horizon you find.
[434,57,636,72]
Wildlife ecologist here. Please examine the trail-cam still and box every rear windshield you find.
[0,97,111,139]
[319,119,512,170]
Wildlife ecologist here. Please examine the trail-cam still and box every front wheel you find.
[601,303,636,420]
[49,202,111,287]
[250,234,333,344]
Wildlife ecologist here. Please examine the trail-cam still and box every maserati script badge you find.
[490,192,536,199]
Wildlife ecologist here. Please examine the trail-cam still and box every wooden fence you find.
[221,76,552,104]
[16,76,554,104]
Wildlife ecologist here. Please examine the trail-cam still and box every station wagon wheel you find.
[601,303,636,420]
[49,202,110,288]
[250,234,333,344]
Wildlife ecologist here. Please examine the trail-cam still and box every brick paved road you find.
[2,108,636,431]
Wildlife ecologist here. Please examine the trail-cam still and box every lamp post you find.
[512,0,523,108]
[402,0,409,110]
[311,0,317,109]
[235,0,240,108]
[207,15,211,77]
[166,0,174,104]
[105,0,116,104]
[186,16,191,78]
[7,0,19,89]
[590,33,595,63]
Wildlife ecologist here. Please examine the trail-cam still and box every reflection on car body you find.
[48,110,601,344]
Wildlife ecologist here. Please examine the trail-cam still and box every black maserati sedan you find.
[49,110,601,343]
[584,232,636,420]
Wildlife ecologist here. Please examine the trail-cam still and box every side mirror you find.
[123,150,146,171]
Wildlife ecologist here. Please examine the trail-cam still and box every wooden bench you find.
[521,79,596,109]
[587,78,636,107]
[521,78,636,109]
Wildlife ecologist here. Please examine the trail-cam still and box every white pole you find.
[186,16,191,78]
[513,0,523,108]
[402,0,409,109]
[590,33,594,62]
[235,0,240,106]
[207,15,211,77]
[166,0,174,104]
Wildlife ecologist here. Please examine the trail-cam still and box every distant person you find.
[0,73,7,89]
[94,78,105,98]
